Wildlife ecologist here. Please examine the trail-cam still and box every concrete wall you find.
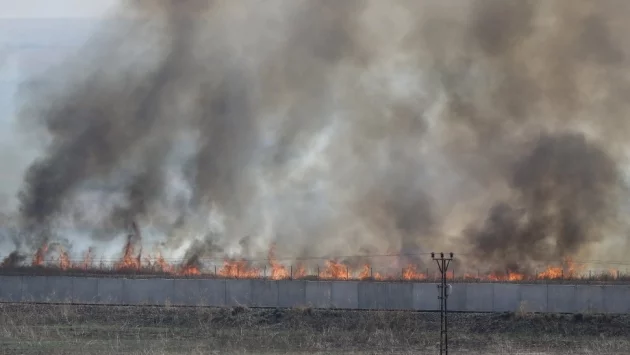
[2,276,630,313]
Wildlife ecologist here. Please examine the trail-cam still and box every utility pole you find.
[432,252,453,355]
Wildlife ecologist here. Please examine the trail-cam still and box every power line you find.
[12,252,630,267]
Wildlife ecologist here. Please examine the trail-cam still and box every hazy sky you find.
[0,0,117,18]
[0,0,116,92]
[0,0,120,192]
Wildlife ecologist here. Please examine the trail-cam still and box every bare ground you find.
[0,304,629,354]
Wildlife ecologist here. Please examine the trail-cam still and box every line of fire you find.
[1,224,626,282]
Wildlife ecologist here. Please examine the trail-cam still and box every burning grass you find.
[4,229,629,283]
[0,304,629,354]
[1,264,630,284]
[6,223,628,283]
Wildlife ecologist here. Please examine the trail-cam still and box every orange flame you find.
[156,254,173,273]
[486,271,525,282]
[178,263,201,276]
[268,245,290,280]
[507,271,525,281]
[115,234,142,270]
[58,248,70,270]
[293,264,307,279]
[319,260,349,280]
[536,258,583,280]
[358,264,370,280]
[402,264,427,281]
[218,259,260,278]
[21,238,616,282]
[32,244,48,266]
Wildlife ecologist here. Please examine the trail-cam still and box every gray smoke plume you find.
[4,0,630,272]
[465,132,622,272]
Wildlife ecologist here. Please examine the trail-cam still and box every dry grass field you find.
[0,303,629,354]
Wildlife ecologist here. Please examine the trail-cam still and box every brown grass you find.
[0,304,629,354]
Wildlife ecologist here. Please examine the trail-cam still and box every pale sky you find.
[0,0,121,135]
[0,0,122,204]
[0,0,118,18]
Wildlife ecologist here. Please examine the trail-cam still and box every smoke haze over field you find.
[3,0,630,273]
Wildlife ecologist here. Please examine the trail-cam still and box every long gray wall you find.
[1,275,629,314]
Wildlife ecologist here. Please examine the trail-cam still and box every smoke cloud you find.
[466,132,622,272]
[3,0,630,272]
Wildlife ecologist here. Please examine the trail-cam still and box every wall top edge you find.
[3,275,630,287]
